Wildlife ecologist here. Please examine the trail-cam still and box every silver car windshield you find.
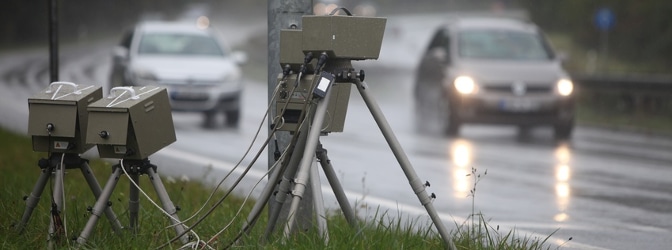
[138,33,225,56]
[457,29,552,61]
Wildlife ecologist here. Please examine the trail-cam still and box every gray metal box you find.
[275,74,350,133]
[280,29,315,73]
[86,86,176,159]
[28,82,102,154]
[301,15,386,60]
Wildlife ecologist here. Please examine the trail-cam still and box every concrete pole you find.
[48,0,59,83]
[267,0,314,235]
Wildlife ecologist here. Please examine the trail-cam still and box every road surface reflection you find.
[449,139,474,199]
[554,142,572,223]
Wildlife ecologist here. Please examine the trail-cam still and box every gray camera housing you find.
[86,86,176,160]
[28,82,103,154]
[301,15,386,60]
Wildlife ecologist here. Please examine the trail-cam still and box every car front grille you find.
[484,84,552,94]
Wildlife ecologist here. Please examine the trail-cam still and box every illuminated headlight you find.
[556,79,573,96]
[454,76,477,95]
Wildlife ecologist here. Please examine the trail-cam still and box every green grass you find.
[0,128,560,249]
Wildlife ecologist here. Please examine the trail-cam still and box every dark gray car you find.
[414,17,575,139]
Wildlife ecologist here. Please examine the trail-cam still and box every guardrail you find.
[572,73,672,115]
[573,73,672,92]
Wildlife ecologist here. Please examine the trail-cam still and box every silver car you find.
[414,17,575,139]
[110,21,246,128]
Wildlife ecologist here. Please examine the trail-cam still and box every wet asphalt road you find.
[1,11,672,250]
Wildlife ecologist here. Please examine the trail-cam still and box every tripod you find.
[16,153,124,244]
[76,158,189,245]
[243,70,456,249]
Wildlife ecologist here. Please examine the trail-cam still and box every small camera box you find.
[28,82,103,154]
[86,86,175,159]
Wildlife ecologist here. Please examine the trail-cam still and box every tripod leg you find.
[284,92,332,239]
[145,166,189,244]
[16,166,53,233]
[237,156,285,241]
[79,162,123,234]
[129,172,140,233]
[48,163,65,246]
[316,142,359,230]
[264,116,310,239]
[240,122,307,239]
[354,79,456,250]
[309,157,329,243]
[77,166,123,245]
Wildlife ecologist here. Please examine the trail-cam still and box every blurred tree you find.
[519,0,672,73]
[0,0,190,49]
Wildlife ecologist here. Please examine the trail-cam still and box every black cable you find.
[221,112,314,249]
[45,124,62,242]
[160,51,325,249]
[158,124,281,249]
[158,54,314,247]
[218,53,327,249]
[222,53,332,249]
[316,52,328,71]
[273,138,281,161]
[282,64,292,77]
[300,52,314,76]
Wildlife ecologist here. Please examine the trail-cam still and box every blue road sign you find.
[594,7,615,31]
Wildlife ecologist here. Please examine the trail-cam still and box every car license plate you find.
[499,99,539,112]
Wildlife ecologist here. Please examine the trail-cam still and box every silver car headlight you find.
[453,76,477,95]
[556,78,573,96]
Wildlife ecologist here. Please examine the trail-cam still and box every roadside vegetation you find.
[0,127,564,249]
[544,31,672,137]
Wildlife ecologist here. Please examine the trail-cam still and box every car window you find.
[137,33,225,56]
[457,29,551,60]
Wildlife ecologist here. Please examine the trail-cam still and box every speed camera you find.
[28,82,103,154]
[86,86,176,159]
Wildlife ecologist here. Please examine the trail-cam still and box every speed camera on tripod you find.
[28,82,103,154]
[86,86,175,159]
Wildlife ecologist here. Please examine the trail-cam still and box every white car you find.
[110,21,247,128]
